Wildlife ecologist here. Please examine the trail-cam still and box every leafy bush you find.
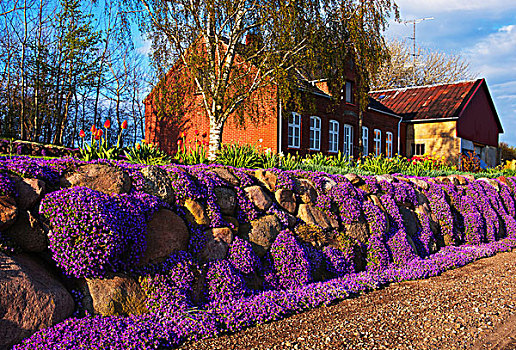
[125,140,173,165]
[461,151,481,173]
[278,152,300,170]
[215,143,263,168]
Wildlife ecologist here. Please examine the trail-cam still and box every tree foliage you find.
[138,0,398,159]
[372,39,476,90]
[0,0,148,147]
[500,142,516,162]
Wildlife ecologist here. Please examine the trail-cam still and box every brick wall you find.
[145,68,278,155]
[280,95,400,158]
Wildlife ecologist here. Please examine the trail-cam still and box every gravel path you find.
[179,250,516,350]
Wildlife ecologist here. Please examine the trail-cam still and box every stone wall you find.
[2,157,516,348]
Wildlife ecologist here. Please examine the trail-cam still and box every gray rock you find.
[13,176,46,210]
[245,185,273,211]
[409,178,430,190]
[214,187,237,215]
[61,163,131,194]
[275,188,297,214]
[0,195,17,231]
[199,227,233,262]
[297,203,339,230]
[295,178,317,203]
[376,174,396,183]
[344,217,370,244]
[343,173,364,186]
[254,170,277,191]
[140,165,175,203]
[184,199,210,225]
[210,167,240,186]
[243,215,281,257]
[399,206,419,238]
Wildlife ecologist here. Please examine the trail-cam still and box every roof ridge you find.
[369,78,481,94]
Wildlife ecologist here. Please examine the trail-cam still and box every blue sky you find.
[385,0,516,145]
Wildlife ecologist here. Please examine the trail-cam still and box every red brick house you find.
[145,47,503,166]
[369,79,503,166]
[145,68,402,160]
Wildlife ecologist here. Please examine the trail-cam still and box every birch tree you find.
[138,0,398,159]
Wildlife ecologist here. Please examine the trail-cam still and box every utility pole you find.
[403,17,434,86]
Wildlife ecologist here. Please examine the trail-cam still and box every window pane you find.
[345,82,352,103]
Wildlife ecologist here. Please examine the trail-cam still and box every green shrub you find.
[278,152,301,170]
[215,143,263,168]
[125,140,173,165]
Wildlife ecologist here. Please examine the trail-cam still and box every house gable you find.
[456,80,502,147]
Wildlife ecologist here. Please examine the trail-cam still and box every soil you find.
[179,249,516,350]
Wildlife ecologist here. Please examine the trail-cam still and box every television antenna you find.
[403,17,434,85]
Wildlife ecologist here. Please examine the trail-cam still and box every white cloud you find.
[466,24,516,80]
[136,37,152,56]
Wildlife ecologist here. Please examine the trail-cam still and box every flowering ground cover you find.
[2,155,516,349]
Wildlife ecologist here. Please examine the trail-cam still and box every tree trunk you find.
[20,0,28,140]
[358,109,363,157]
[208,118,224,161]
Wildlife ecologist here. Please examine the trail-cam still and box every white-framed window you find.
[345,81,353,103]
[343,124,353,157]
[386,132,393,158]
[362,126,369,156]
[374,129,382,156]
[288,112,301,148]
[329,120,339,153]
[309,116,321,151]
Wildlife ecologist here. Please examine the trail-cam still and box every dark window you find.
[411,143,425,156]
[345,81,353,103]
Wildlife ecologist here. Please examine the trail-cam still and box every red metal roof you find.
[369,79,482,122]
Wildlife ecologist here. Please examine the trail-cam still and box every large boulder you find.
[5,211,48,252]
[399,206,419,238]
[343,173,364,186]
[245,185,273,211]
[275,188,297,214]
[0,253,74,349]
[297,203,339,230]
[210,167,240,186]
[242,215,281,257]
[254,170,277,191]
[184,199,210,225]
[139,209,189,266]
[295,178,317,203]
[214,187,237,215]
[344,216,370,245]
[409,178,430,191]
[0,196,17,231]
[140,165,175,203]
[60,163,131,194]
[320,176,337,192]
[199,227,233,262]
[12,176,46,210]
[85,274,147,317]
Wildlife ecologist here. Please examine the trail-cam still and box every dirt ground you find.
[179,250,516,350]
